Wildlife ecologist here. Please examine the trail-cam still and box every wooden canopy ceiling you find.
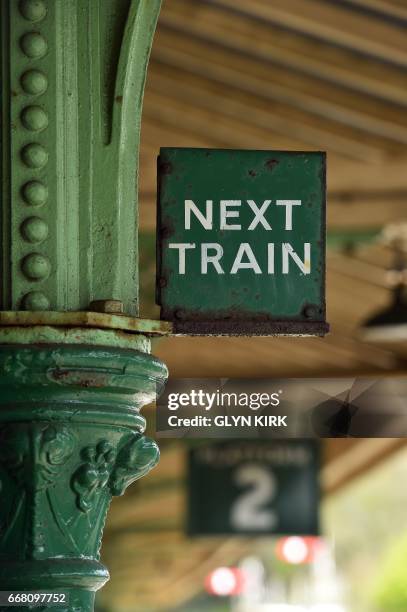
[101,1,407,610]
[138,0,407,379]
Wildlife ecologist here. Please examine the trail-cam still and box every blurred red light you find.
[205,566,245,596]
[275,536,322,565]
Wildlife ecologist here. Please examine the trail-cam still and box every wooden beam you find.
[205,0,407,68]
[153,337,395,379]
[142,90,317,152]
[159,0,407,106]
[322,438,407,493]
[146,68,390,160]
[106,538,252,609]
[327,194,407,230]
[107,489,184,528]
[328,252,387,287]
[328,158,407,192]
[336,0,407,21]
[152,30,407,143]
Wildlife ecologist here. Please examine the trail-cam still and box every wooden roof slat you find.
[103,539,251,610]
[153,30,407,143]
[154,339,394,379]
[352,243,394,268]
[147,69,391,160]
[327,252,387,287]
[327,196,407,230]
[143,90,321,153]
[107,490,184,528]
[159,1,407,107]
[336,0,407,21]
[206,0,407,68]
[226,324,394,370]
[327,158,407,191]
[322,438,407,493]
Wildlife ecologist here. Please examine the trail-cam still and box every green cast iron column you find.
[0,1,167,611]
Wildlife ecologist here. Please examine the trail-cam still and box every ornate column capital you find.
[0,342,167,611]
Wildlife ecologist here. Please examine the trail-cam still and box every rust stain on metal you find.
[89,299,124,314]
[172,320,329,336]
[265,158,279,171]
[51,368,108,388]
[159,161,173,175]
[167,303,328,336]
[0,311,173,336]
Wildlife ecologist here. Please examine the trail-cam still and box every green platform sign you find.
[188,440,320,536]
[157,148,328,336]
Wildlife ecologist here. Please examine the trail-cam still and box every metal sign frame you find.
[157,148,328,336]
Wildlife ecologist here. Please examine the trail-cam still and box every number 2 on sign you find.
[230,464,277,531]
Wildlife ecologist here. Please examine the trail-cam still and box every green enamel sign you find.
[157,148,328,336]
[188,440,320,536]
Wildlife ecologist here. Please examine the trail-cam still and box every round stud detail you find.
[20,70,48,95]
[22,181,48,206]
[21,143,48,168]
[21,106,48,132]
[19,0,47,22]
[21,216,48,243]
[20,32,47,58]
[22,291,50,311]
[22,253,51,280]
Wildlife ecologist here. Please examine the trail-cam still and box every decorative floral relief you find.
[110,435,160,496]
[72,441,116,513]
[0,426,159,559]
[0,424,75,491]
[71,435,159,510]
[0,424,76,556]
